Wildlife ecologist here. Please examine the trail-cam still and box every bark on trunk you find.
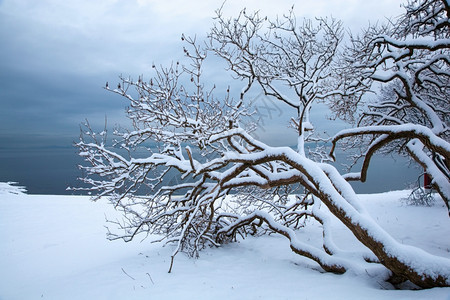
[318,189,450,288]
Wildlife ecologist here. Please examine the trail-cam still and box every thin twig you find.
[146,272,155,284]
[121,268,135,280]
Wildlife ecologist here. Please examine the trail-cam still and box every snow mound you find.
[0,182,27,195]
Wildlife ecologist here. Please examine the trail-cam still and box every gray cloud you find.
[0,0,405,193]
[0,0,403,147]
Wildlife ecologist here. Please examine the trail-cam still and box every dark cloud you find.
[0,65,124,139]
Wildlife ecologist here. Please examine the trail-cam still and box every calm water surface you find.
[0,147,420,195]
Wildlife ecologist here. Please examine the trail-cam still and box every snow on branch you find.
[339,0,449,214]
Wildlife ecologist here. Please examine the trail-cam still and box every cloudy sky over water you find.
[0,0,408,193]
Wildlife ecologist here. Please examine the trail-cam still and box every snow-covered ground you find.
[0,183,449,299]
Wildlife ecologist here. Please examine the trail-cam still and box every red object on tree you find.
[424,172,432,190]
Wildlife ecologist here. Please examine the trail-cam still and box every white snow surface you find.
[1,189,450,299]
[0,182,26,195]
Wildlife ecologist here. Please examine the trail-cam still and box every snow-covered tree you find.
[330,0,449,213]
[76,3,450,288]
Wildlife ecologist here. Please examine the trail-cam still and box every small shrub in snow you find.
[404,186,435,207]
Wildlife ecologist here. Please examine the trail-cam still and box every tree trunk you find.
[317,189,450,288]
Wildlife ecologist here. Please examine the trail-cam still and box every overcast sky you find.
[0,0,406,150]
[0,0,411,194]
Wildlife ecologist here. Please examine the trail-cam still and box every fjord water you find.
[0,146,420,195]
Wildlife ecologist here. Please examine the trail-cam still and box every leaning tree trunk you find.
[315,165,450,288]
[220,148,450,288]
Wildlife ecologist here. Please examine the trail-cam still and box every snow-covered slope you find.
[0,187,449,299]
